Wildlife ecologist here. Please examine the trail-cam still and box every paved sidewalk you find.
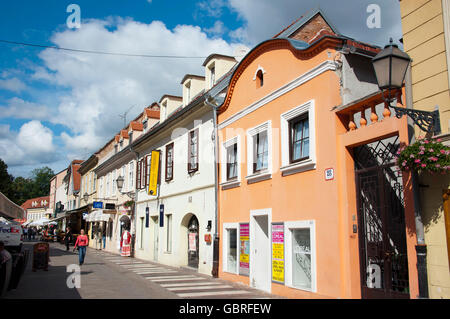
[4,241,283,299]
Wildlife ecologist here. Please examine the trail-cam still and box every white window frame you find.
[280,100,316,176]
[121,165,126,191]
[129,161,134,192]
[220,136,241,188]
[284,220,317,293]
[222,222,239,274]
[246,120,272,183]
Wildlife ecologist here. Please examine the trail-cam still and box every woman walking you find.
[63,227,72,251]
[73,229,89,266]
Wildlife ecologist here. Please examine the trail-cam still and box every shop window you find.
[285,220,316,292]
[227,228,237,273]
[222,223,239,274]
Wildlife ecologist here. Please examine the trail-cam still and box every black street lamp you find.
[83,192,89,203]
[372,38,441,135]
[116,175,125,191]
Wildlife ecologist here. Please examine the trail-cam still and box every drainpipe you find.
[129,146,140,258]
[405,63,429,298]
[205,95,220,278]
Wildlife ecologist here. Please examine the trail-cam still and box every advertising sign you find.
[93,201,103,209]
[239,223,250,276]
[188,233,197,251]
[148,150,160,196]
[272,223,285,283]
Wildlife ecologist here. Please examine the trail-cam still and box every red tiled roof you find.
[129,121,143,131]
[120,130,129,139]
[145,109,160,119]
[21,196,50,210]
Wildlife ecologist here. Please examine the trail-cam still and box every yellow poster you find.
[272,260,284,282]
[148,150,160,196]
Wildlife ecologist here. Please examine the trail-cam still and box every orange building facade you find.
[217,11,420,299]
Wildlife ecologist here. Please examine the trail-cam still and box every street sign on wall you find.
[93,201,103,209]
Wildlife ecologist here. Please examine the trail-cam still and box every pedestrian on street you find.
[73,229,89,266]
[102,226,106,250]
[63,227,73,251]
[27,228,32,241]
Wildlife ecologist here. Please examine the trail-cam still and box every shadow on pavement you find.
[3,243,82,299]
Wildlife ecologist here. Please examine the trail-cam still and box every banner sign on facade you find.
[159,204,164,227]
[93,201,103,209]
[239,223,250,276]
[148,150,160,196]
[188,233,197,251]
[272,223,285,283]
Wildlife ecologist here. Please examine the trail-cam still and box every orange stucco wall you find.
[217,41,419,299]
[218,45,347,298]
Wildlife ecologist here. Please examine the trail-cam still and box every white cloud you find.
[32,17,244,158]
[0,97,50,120]
[204,21,227,37]
[0,121,57,169]
[224,0,402,47]
[0,77,27,93]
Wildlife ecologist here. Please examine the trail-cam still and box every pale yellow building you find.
[400,0,450,299]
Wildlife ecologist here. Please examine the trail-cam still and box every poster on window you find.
[272,223,284,283]
[239,223,250,276]
[188,233,197,252]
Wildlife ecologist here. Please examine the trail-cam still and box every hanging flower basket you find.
[396,137,450,173]
[123,200,135,209]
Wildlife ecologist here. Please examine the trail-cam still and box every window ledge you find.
[220,180,241,190]
[280,159,316,176]
[245,171,272,184]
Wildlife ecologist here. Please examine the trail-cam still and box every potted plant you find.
[396,137,450,173]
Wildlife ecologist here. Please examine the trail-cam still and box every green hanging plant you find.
[123,200,134,208]
[396,137,450,173]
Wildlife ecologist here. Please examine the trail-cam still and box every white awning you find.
[86,210,113,222]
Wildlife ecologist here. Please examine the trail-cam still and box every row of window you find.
[135,128,199,190]
[222,101,314,184]
[223,220,316,293]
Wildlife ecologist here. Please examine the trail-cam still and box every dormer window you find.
[129,131,133,143]
[114,145,118,154]
[119,140,123,151]
[143,119,148,133]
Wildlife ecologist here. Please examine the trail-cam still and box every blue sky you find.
[0,0,402,178]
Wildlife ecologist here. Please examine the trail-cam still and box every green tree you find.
[0,158,14,200]
[29,167,55,198]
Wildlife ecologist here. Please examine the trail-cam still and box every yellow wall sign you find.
[272,223,284,283]
[148,150,160,196]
